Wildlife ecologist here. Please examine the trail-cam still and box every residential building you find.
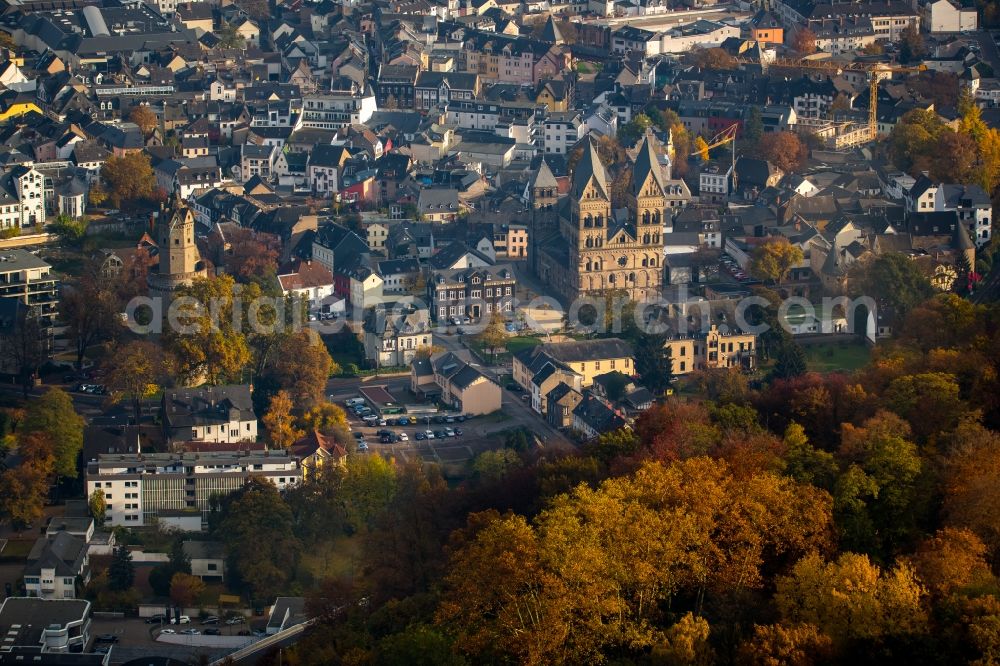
[239,144,278,183]
[288,430,347,479]
[182,541,226,582]
[907,176,993,246]
[410,351,502,415]
[572,392,628,439]
[277,260,336,312]
[85,451,302,528]
[662,324,757,374]
[750,10,784,45]
[301,89,377,130]
[513,338,635,393]
[544,111,585,155]
[429,263,516,321]
[161,385,258,445]
[699,162,732,202]
[0,598,91,654]
[0,249,59,330]
[414,71,481,111]
[921,0,977,32]
[0,164,45,229]
[363,305,433,367]
[23,533,90,599]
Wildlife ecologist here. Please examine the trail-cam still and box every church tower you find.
[148,196,208,301]
[632,134,666,243]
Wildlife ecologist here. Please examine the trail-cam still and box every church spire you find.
[633,133,666,196]
[572,136,609,200]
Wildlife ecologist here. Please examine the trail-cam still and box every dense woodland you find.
[191,275,1000,665]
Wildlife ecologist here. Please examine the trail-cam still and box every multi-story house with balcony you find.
[239,143,278,183]
[161,385,258,445]
[0,249,59,332]
[23,532,90,599]
[300,89,377,130]
[457,31,571,86]
[85,450,302,528]
[428,263,516,322]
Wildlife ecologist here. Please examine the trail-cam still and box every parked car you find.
[415,432,427,441]
[170,616,191,625]
[225,616,245,625]
[201,616,219,625]
[397,417,410,426]
[181,629,201,635]
[358,441,369,452]
[424,430,435,439]
[521,394,530,402]
[456,415,466,422]
[434,429,447,439]
[238,630,251,636]
[444,428,455,437]
[454,427,463,436]
[376,429,391,437]
[380,435,393,443]
[95,634,119,643]
[353,432,364,440]
[160,629,176,635]
[204,628,221,635]
[397,432,409,441]
[145,615,167,624]
[506,383,522,392]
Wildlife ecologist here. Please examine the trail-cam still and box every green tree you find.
[217,22,246,49]
[476,311,507,364]
[617,113,653,145]
[108,544,135,591]
[89,489,107,526]
[22,388,84,478]
[783,422,838,490]
[49,214,89,244]
[61,275,119,369]
[634,333,673,395]
[471,448,522,483]
[772,334,807,380]
[853,253,934,320]
[377,625,466,666]
[744,106,764,143]
[884,372,967,443]
[217,478,300,601]
[341,454,397,530]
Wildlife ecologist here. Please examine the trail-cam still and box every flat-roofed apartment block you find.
[86,451,302,529]
[0,597,91,653]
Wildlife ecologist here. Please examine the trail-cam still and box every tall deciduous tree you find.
[758,132,807,173]
[216,478,300,600]
[264,331,335,407]
[750,237,804,284]
[262,390,302,449]
[634,332,674,395]
[103,340,171,424]
[164,274,253,385]
[476,311,507,364]
[790,28,817,54]
[100,153,157,208]
[22,388,84,478]
[774,552,927,645]
[170,572,206,607]
[694,136,710,162]
[61,277,119,369]
[0,431,55,529]
[128,105,158,137]
[89,489,107,526]
[852,253,934,320]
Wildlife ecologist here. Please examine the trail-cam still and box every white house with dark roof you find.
[23,532,90,599]
[161,385,257,444]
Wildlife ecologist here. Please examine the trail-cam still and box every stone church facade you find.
[530,135,667,305]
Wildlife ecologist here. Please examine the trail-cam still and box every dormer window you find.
[472,276,480,283]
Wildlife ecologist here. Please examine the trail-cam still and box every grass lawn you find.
[468,335,541,365]
[297,534,362,585]
[803,342,872,373]
[0,539,35,560]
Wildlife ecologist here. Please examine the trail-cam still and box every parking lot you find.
[89,615,260,665]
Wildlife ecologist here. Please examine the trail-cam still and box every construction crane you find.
[690,122,740,187]
[736,57,927,145]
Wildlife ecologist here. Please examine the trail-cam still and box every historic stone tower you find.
[147,196,208,301]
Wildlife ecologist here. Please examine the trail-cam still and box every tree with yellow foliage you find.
[262,390,302,449]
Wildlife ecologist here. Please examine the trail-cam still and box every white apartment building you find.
[86,451,302,528]
[544,111,585,155]
[301,90,377,130]
[921,0,977,32]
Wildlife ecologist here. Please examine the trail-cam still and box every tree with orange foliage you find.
[789,28,817,54]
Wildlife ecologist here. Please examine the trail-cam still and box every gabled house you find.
[161,385,258,445]
[23,532,90,599]
[410,350,502,415]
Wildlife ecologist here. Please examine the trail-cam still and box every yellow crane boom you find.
[736,57,926,142]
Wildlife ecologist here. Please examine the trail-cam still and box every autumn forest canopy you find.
[203,288,1000,666]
